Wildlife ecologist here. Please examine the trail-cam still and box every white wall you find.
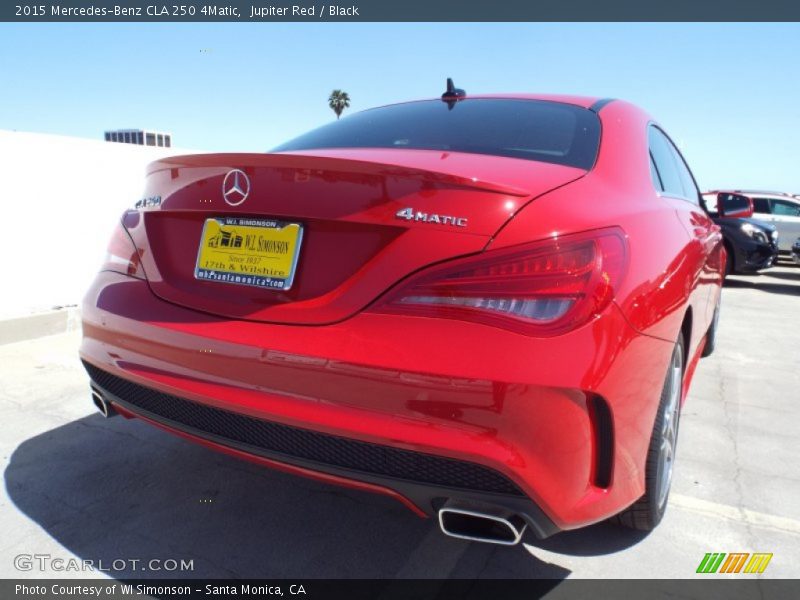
[0,130,203,318]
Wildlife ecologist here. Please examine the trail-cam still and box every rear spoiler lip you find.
[146,151,548,198]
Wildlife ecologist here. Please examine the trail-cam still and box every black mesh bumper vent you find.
[83,361,524,496]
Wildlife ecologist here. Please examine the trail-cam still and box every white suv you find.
[744,191,800,252]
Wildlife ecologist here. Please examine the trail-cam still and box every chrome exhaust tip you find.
[438,504,527,546]
[91,389,116,418]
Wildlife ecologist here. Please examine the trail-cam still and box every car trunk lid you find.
[125,150,586,325]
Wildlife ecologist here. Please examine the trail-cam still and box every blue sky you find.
[1,23,799,191]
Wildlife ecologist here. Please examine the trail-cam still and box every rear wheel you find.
[615,333,684,531]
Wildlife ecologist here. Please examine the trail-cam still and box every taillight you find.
[370,228,627,336]
[101,221,145,279]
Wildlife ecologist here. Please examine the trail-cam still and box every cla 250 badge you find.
[134,196,162,209]
[395,207,468,227]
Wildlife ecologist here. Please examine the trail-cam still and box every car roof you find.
[739,190,797,199]
[705,189,799,200]
[460,94,604,109]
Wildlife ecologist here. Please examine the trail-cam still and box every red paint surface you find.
[81,95,723,530]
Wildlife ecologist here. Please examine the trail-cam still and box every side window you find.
[648,127,683,197]
[671,148,700,204]
[752,198,771,214]
[772,200,800,217]
[648,126,700,204]
[649,153,664,192]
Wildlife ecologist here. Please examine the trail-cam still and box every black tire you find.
[615,333,684,531]
[701,299,720,358]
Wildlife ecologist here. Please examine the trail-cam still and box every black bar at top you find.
[4,0,800,22]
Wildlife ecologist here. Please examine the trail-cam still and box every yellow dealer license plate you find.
[195,217,303,290]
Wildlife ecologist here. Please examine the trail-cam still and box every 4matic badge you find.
[395,207,468,227]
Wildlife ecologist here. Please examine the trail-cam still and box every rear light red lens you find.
[102,221,145,279]
[371,228,628,336]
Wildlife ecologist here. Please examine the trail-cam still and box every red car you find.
[81,86,725,545]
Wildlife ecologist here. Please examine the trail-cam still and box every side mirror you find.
[717,193,753,218]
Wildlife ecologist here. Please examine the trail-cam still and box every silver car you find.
[743,191,800,252]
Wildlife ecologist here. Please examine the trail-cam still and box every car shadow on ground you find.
[760,270,800,281]
[526,522,648,557]
[4,414,647,579]
[724,276,800,296]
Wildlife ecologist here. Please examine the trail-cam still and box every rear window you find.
[273,99,601,170]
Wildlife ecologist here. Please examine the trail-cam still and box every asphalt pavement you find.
[1,261,798,580]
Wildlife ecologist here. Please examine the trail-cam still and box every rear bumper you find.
[80,271,674,533]
[86,361,560,538]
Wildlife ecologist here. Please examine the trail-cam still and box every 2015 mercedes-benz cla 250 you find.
[81,90,725,545]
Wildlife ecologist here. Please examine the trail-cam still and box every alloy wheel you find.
[655,342,683,510]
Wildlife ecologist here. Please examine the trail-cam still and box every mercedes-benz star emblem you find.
[222,169,250,206]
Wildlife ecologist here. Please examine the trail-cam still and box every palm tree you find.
[328,90,351,120]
